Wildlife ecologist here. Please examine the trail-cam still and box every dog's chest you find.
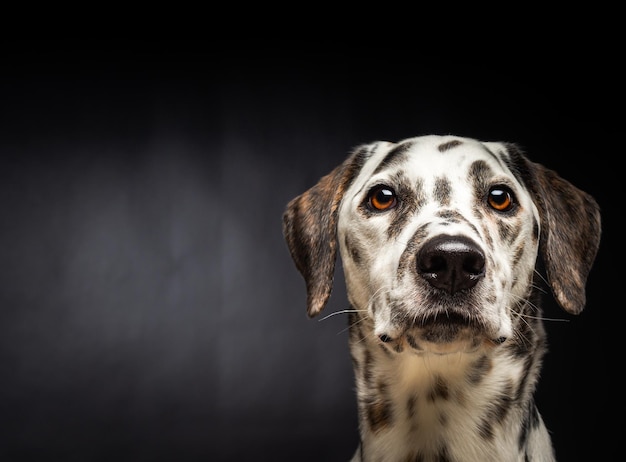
[354,345,528,461]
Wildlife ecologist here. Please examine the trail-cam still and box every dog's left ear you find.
[283,145,371,317]
[508,144,602,314]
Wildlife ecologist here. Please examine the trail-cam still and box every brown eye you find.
[488,186,514,212]
[367,185,397,211]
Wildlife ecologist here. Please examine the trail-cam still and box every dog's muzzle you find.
[379,235,497,355]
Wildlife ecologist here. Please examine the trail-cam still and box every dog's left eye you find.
[367,185,398,211]
[488,186,515,212]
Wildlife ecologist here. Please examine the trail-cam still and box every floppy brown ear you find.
[282,146,371,317]
[509,145,602,314]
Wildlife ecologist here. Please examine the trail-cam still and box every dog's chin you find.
[408,326,486,355]
[382,312,503,355]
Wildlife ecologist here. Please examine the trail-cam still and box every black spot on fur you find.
[363,349,374,388]
[386,173,418,239]
[344,235,362,266]
[493,380,515,424]
[436,209,463,223]
[414,178,426,207]
[497,220,518,244]
[478,418,494,441]
[349,310,364,344]
[508,299,544,360]
[434,177,451,206]
[405,452,425,462]
[406,334,421,350]
[469,160,493,194]
[512,241,525,268]
[434,444,452,462]
[485,293,497,305]
[508,324,533,358]
[515,355,537,404]
[397,226,429,276]
[438,139,463,152]
[467,354,492,385]
[479,380,514,441]
[518,400,541,451]
[374,141,415,174]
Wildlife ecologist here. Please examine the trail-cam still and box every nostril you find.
[417,235,485,293]
[418,254,447,275]
[463,253,485,275]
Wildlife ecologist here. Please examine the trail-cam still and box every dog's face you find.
[336,137,540,354]
[284,134,601,354]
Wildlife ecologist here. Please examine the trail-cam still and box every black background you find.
[0,40,619,461]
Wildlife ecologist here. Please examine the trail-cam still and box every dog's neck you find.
[347,310,550,462]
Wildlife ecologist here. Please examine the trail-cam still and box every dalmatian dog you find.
[282,135,601,462]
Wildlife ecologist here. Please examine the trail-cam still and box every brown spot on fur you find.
[367,399,393,434]
[406,395,417,419]
[404,452,425,462]
[428,375,450,401]
[365,381,394,434]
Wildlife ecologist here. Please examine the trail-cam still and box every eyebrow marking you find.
[374,141,415,174]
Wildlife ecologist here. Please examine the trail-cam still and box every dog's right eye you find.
[367,185,397,211]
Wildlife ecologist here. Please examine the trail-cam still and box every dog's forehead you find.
[363,136,509,182]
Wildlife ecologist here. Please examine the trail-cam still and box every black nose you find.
[416,235,485,294]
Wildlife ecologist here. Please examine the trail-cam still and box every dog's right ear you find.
[282,145,372,317]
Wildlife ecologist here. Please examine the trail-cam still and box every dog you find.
[282,135,601,461]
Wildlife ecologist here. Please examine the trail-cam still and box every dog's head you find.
[283,135,601,354]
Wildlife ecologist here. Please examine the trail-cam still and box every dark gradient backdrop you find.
[0,42,618,461]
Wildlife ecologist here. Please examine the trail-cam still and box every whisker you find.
[508,291,568,323]
[522,314,569,322]
[532,269,550,291]
[318,309,364,322]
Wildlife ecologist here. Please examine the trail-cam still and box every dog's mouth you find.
[378,310,505,355]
